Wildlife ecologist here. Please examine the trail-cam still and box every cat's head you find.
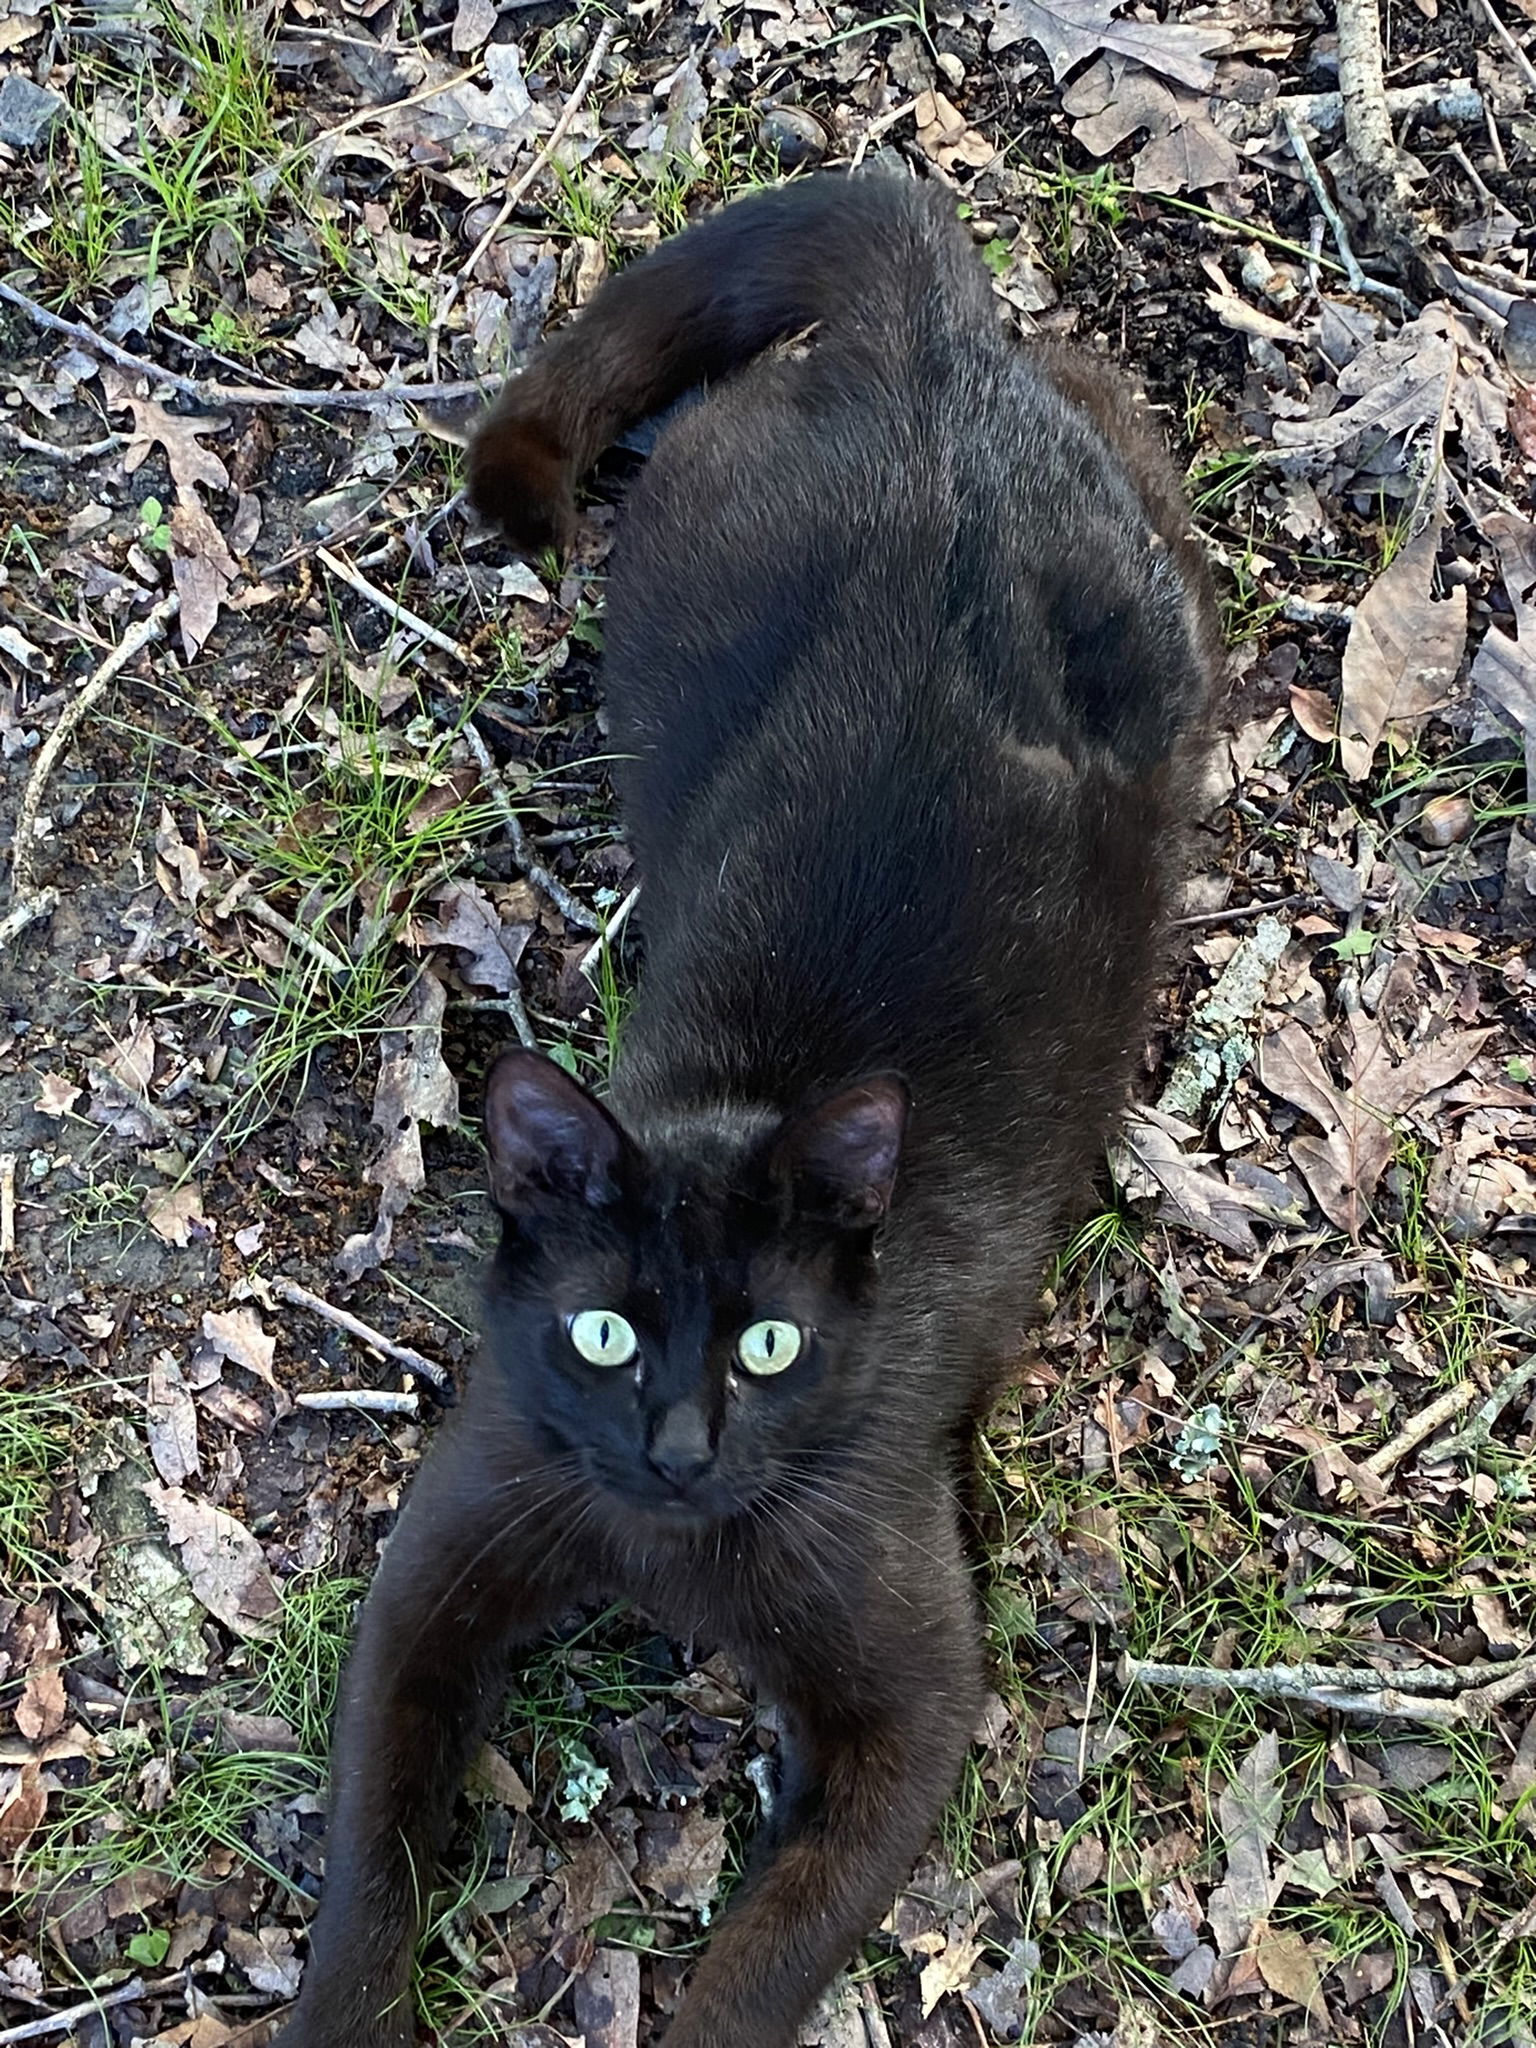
[481,1049,908,1524]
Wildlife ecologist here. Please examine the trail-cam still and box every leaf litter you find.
[1,0,1535,2040]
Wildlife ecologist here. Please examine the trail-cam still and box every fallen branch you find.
[271,1274,452,1394]
[465,985,540,1050]
[1221,80,1483,146]
[1335,0,1431,291]
[1430,1353,1536,1463]
[243,895,353,979]
[0,1980,146,2048]
[1471,0,1536,93]
[1122,1652,1536,1727]
[461,722,601,933]
[0,279,489,412]
[430,18,618,374]
[1359,1379,1479,1477]
[316,545,469,663]
[6,593,181,924]
[294,1388,420,1415]
[577,882,641,976]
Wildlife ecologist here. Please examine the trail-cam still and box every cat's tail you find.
[466,172,980,552]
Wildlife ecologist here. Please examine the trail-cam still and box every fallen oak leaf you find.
[145,1182,210,1248]
[1065,56,1240,195]
[990,0,1230,90]
[1206,1731,1282,1960]
[1259,1017,1492,1237]
[202,1306,277,1388]
[114,381,231,496]
[337,968,460,1279]
[170,489,241,660]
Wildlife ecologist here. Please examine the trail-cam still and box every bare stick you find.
[1430,1353,1536,1463]
[577,882,640,975]
[461,722,601,932]
[0,423,125,462]
[1123,1653,1536,1727]
[294,1388,420,1414]
[1359,1379,1479,1477]
[431,18,619,372]
[0,1154,15,1261]
[316,546,469,663]
[1335,0,1428,289]
[465,985,540,1049]
[1283,109,1368,292]
[271,1274,452,1393]
[0,1981,147,2047]
[9,592,181,902]
[0,279,490,412]
[242,896,353,979]
[1172,892,1318,930]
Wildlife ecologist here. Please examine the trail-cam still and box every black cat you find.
[275,171,1217,2048]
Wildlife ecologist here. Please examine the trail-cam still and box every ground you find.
[1,0,1535,2044]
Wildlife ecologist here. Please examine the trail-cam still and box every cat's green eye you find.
[567,1310,638,1367]
[736,1319,802,1376]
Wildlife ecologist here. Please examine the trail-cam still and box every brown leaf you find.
[467,1741,533,1813]
[171,491,240,659]
[0,1761,47,1858]
[15,1599,66,1743]
[1115,1109,1299,1251]
[635,1808,728,1911]
[420,880,532,996]
[117,386,231,496]
[449,0,496,50]
[146,1349,201,1486]
[143,1482,282,1641]
[33,1071,82,1117]
[1259,1017,1492,1236]
[1253,1920,1328,2021]
[991,0,1230,90]
[1206,1732,1281,1958]
[1469,510,1536,783]
[337,968,460,1278]
[202,1307,277,1388]
[145,1182,210,1248]
[1337,516,1467,781]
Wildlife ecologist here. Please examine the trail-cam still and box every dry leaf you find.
[1337,516,1467,780]
[146,1349,201,1486]
[918,1928,986,2016]
[635,1808,728,1911]
[154,805,208,906]
[1207,1732,1281,1958]
[337,969,460,1278]
[0,1762,47,1859]
[33,1071,82,1117]
[991,0,1230,90]
[202,1306,277,1387]
[1253,1920,1328,2021]
[449,0,496,51]
[225,1925,302,1998]
[145,1183,210,1248]
[1115,1108,1298,1251]
[171,490,241,659]
[1469,510,1536,784]
[420,879,532,995]
[15,1600,66,1744]
[116,385,231,496]
[1259,1017,1491,1236]
[143,1481,282,1640]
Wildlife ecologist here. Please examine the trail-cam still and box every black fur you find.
[276,172,1217,2048]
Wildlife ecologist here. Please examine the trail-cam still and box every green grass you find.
[1027,160,1130,272]
[0,1384,75,1589]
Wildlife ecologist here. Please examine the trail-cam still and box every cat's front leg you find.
[667,1576,983,2048]
[272,1420,583,2048]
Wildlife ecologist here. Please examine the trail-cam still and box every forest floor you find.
[2,0,1535,2043]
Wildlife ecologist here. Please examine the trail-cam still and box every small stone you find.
[1416,794,1474,848]
[758,104,831,170]
[1504,300,1536,384]
[0,75,66,151]
[937,50,966,87]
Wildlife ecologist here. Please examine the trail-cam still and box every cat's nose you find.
[648,1402,714,1490]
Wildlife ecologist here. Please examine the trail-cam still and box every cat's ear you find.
[484,1050,632,1217]
[771,1075,909,1231]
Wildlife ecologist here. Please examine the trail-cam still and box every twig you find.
[242,896,353,979]
[0,1981,146,2047]
[461,723,601,932]
[294,1388,421,1414]
[0,1154,15,1261]
[0,279,489,412]
[271,1274,452,1393]
[1471,0,1536,91]
[1172,891,1318,929]
[577,882,640,975]
[1220,80,1483,146]
[466,986,540,1049]
[1359,1379,1479,1477]
[430,18,618,374]
[1122,1653,1536,1727]
[1282,109,1371,295]
[0,423,125,462]
[859,1978,895,2048]
[315,546,469,663]
[8,592,181,910]
[1430,1353,1536,1463]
